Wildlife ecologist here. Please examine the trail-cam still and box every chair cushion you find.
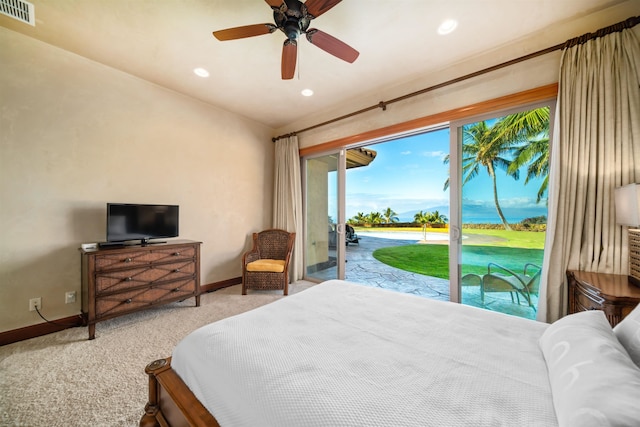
[246,259,286,273]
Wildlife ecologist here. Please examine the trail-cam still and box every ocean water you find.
[394,215,543,224]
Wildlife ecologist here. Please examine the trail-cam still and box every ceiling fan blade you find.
[265,0,281,7]
[213,23,276,41]
[304,0,341,18]
[281,39,297,79]
[306,29,359,63]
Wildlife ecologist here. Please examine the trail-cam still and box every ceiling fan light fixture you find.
[284,21,300,40]
[301,89,314,97]
[212,0,358,80]
[193,67,210,78]
[438,19,458,35]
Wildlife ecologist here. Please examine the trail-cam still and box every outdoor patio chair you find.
[481,262,541,311]
[461,273,482,287]
[242,229,295,296]
[346,224,359,245]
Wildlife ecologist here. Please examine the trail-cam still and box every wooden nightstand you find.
[567,270,640,327]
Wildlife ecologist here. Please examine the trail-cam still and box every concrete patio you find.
[311,231,538,320]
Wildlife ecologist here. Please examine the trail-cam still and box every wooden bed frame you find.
[140,358,220,427]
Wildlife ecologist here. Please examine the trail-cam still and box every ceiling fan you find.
[212,0,359,80]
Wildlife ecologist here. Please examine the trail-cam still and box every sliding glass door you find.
[304,151,346,281]
[301,100,553,321]
[451,103,552,319]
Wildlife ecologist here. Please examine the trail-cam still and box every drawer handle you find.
[172,288,180,292]
[124,277,133,282]
[124,258,132,263]
[174,268,181,273]
[173,252,180,256]
[124,298,132,304]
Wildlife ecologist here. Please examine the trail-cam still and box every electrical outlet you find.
[29,297,41,312]
[65,291,76,304]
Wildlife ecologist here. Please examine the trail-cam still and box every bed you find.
[140,279,640,427]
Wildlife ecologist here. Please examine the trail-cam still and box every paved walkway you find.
[312,231,538,320]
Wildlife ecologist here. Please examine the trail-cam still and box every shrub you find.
[521,215,547,225]
[462,223,546,232]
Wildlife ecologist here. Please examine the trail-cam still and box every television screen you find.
[106,203,179,243]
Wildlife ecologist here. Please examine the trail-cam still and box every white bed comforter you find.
[172,280,558,426]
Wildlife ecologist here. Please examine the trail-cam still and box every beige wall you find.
[0,27,274,332]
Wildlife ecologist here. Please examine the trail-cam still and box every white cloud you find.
[499,197,546,208]
[421,150,446,158]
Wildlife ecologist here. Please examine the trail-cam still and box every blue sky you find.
[335,126,548,223]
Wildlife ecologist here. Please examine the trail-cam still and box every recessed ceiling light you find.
[193,67,210,78]
[437,19,458,35]
[301,89,314,97]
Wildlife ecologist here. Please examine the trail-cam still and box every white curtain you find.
[273,135,304,281]
[538,23,640,323]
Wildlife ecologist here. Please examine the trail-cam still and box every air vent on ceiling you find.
[0,0,35,26]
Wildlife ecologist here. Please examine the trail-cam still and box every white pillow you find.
[539,310,640,427]
[613,302,640,368]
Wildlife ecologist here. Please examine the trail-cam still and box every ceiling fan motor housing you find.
[274,0,310,40]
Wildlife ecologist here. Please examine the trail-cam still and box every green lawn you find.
[369,228,545,279]
[461,228,546,248]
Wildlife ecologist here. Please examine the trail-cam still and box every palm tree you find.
[429,210,448,225]
[351,212,367,226]
[442,108,550,229]
[501,108,550,203]
[382,207,399,224]
[492,108,549,144]
[509,135,549,203]
[367,211,383,225]
[414,210,431,240]
[444,121,519,230]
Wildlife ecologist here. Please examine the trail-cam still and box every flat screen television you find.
[106,203,179,245]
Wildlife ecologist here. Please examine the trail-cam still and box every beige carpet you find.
[0,281,315,427]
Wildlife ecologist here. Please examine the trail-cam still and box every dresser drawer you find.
[94,246,196,272]
[95,260,196,294]
[95,278,196,319]
[573,287,603,311]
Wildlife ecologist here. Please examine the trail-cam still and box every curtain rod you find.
[272,15,639,143]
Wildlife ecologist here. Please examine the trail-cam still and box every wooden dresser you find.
[567,270,640,327]
[81,240,201,339]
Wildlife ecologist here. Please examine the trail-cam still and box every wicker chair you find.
[242,229,296,295]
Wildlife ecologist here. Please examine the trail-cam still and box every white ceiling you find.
[0,0,629,129]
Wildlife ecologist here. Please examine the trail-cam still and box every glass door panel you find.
[344,129,450,294]
[305,152,345,281]
[454,105,551,319]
